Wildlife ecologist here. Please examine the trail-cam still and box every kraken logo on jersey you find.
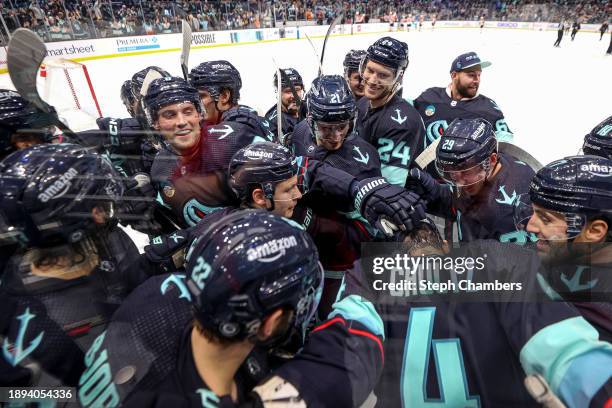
[182,198,224,227]
[426,120,448,146]
[424,105,436,117]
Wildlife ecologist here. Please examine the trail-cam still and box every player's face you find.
[10,132,45,150]
[156,102,201,153]
[281,86,303,115]
[314,120,350,151]
[362,60,396,101]
[347,71,365,98]
[272,175,302,218]
[452,68,481,99]
[198,90,219,123]
[526,203,570,261]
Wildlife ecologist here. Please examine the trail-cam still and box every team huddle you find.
[0,34,611,407]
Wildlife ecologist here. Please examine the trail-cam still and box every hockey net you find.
[37,58,102,132]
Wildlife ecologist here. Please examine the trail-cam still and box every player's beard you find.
[283,101,298,116]
[456,81,479,99]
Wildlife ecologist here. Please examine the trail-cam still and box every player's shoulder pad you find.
[414,87,447,105]
[264,105,277,120]
[476,95,505,114]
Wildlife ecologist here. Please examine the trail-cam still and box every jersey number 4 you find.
[378,138,410,166]
[401,307,480,407]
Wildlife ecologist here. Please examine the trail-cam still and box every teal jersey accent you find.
[329,294,384,339]
[381,164,409,187]
[519,316,612,395]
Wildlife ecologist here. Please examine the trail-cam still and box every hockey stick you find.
[498,141,542,171]
[7,28,78,140]
[180,20,192,81]
[414,138,440,170]
[271,58,283,143]
[319,11,344,77]
[303,33,323,76]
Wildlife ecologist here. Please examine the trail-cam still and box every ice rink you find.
[1,26,609,165]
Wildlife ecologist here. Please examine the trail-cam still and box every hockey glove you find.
[352,177,426,236]
[119,173,161,235]
[406,168,446,203]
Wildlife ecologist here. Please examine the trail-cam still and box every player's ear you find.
[258,309,284,340]
[583,219,609,243]
[219,89,232,106]
[251,188,268,208]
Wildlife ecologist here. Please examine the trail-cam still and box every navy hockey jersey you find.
[77,269,383,407]
[430,153,536,242]
[151,105,274,227]
[351,242,612,408]
[264,105,299,142]
[1,227,154,386]
[413,87,513,148]
[356,94,426,187]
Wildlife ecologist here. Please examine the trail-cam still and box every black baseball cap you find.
[450,52,491,73]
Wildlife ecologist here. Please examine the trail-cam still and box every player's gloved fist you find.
[352,177,426,236]
[406,168,445,203]
[119,173,161,234]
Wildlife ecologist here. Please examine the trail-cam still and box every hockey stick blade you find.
[7,28,77,138]
[498,142,543,171]
[140,69,163,98]
[415,138,440,170]
[271,58,284,144]
[180,20,192,81]
[319,11,344,76]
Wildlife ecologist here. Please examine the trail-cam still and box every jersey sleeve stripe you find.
[312,316,384,364]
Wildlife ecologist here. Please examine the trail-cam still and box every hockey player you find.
[78,211,384,407]
[406,118,535,242]
[292,75,379,174]
[0,89,59,160]
[571,20,581,41]
[145,76,427,234]
[0,144,164,386]
[413,51,513,154]
[600,21,609,41]
[92,66,170,178]
[554,20,565,47]
[356,37,426,187]
[264,68,304,138]
[582,115,612,159]
[365,219,612,407]
[343,50,366,101]
[479,15,485,33]
[189,59,273,138]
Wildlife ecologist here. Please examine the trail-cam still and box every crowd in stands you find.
[0,0,609,42]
